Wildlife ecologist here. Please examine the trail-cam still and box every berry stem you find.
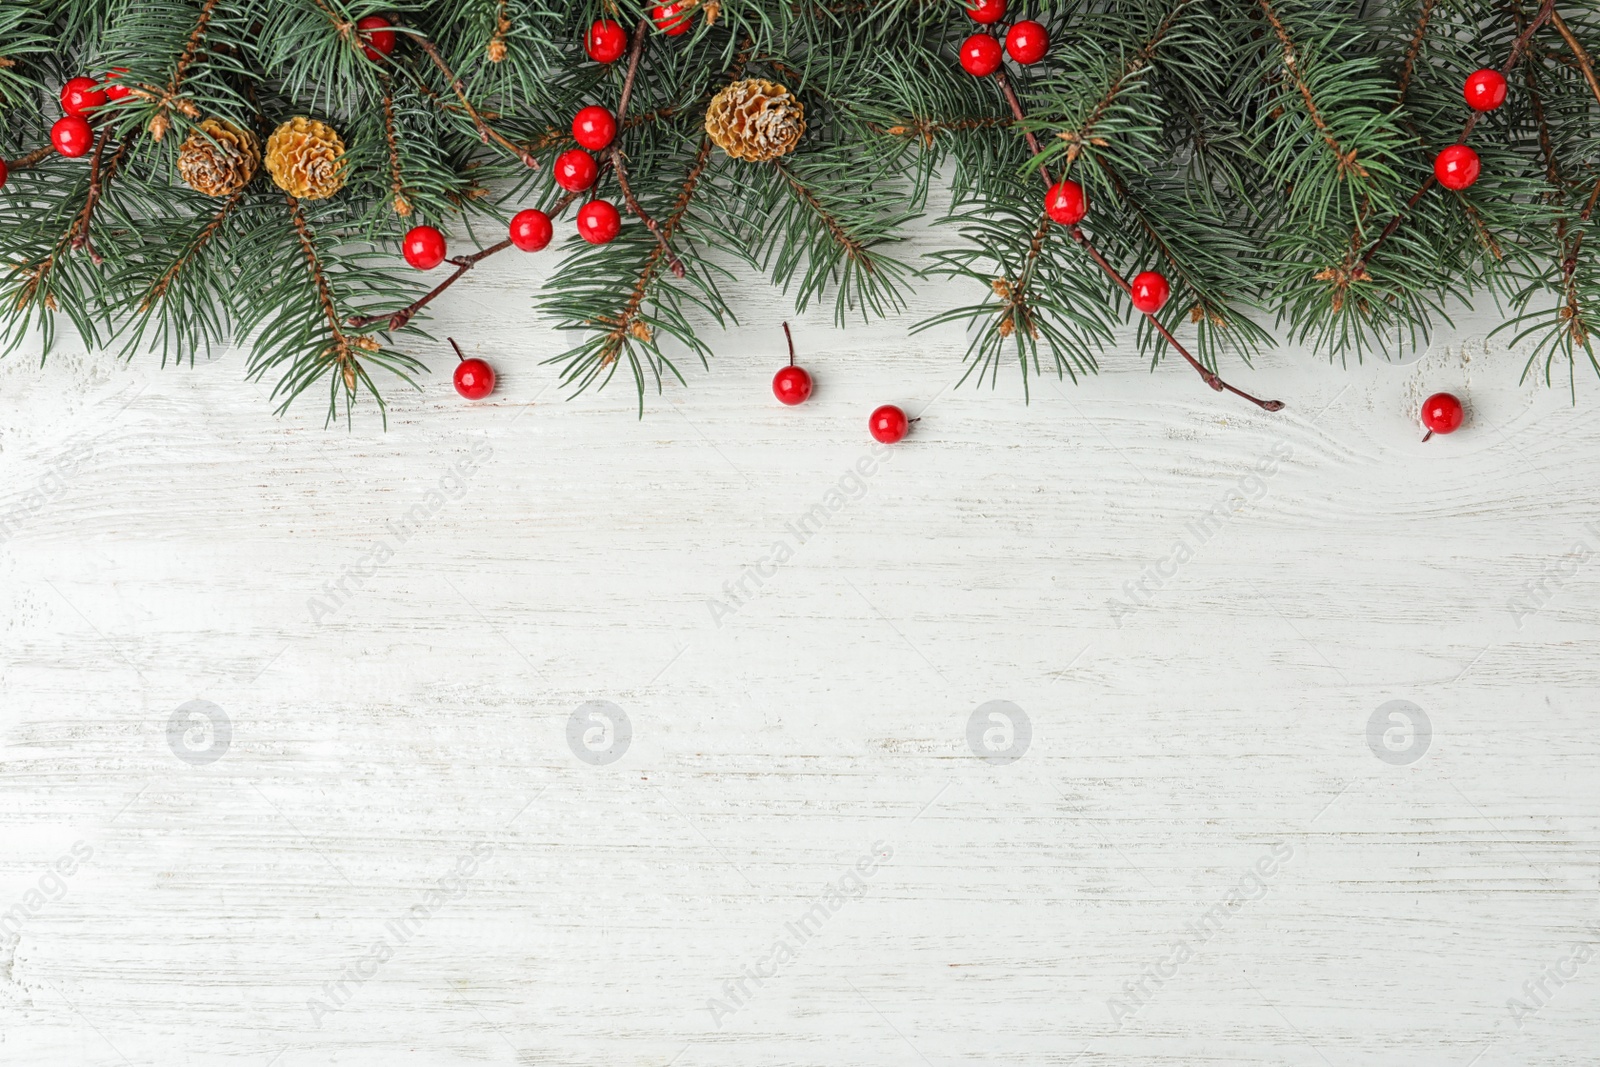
[783,321,795,365]
[349,238,513,330]
[1422,429,1434,442]
[448,337,466,362]
[994,68,1051,186]
[608,18,685,277]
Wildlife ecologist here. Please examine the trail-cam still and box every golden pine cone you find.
[704,79,805,163]
[177,118,260,197]
[264,117,347,201]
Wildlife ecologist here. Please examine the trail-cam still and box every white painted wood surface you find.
[2,235,1598,1067]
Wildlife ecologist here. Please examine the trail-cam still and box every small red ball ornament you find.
[51,116,94,158]
[653,2,693,35]
[1434,144,1480,191]
[772,323,812,405]
[103,68,131,102]
[554,149,599,192]
[450,339,496,400]
[1129,271,1171,314]
[773,365,812,405]
[959,33,1003,77]
[966,0,1006,23]
[572,106,617,151]
[402,225,448,270]
[577,200,622,244]
[0,158,9,190]
[1463,68,1507,112]
[869,405,911,444]
[1005,20,1049,65]
[61,76,107,116]
[357,15,397,60]
[510,209,553,252]
[1420,392,1464,440]
[586,19,629,63]
[1045,179,1087,225]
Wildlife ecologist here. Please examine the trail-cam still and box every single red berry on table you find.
[1463,68,1507,112]
[103,68,131,102]
[1129,271,1170,314]
[510,209,553,252]
[1434,144,1480,191]
[966,0,1006,24]
[0,158,9,189]
[51,116,94,157]
[959,33,1003,77]
[454,359,496,400]
[402,225,448,270]
[586,19,629,63]
[869,405,911,444]
[577,200,622,244]
[357,15,397,60]
[572,106,617,151]
[1005,20,1049,65]
[773,365,812,405]
[1420,392,1464,439]
[61,76,107,116]
[652,2,693,35]
[554,149,599,192]
[1045,179,1087,225]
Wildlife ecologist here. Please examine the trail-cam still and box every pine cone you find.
[704,79,805,163]
[177,118,260,197]
[264,117,347,201]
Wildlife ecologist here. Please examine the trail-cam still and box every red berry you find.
[60,76,107,116]
[572,106,617,151]
[454,357,496,400]
[554,149,599,192]
[586,19,628,63]
[1434,144,1480,191]
[869,405,910,444]
[1129,271,1170,314]
[402,225,448,270]
[773,364,813,405]
[510,209,553,252]
[357,15,397,60]
[1005,20,1049,65]
[0,158,8,190]
[966,0,1006,23]
[652,2,692,35]
[1420,392,1464,436]
[51,116,94,158]
[103,68,131,102]
[577,200,622,244]
[1463,68,1507,112]
[1045,179,1087,225]
[959,33,1003,77]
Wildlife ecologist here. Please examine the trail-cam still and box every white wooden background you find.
[2,226,1599,1067]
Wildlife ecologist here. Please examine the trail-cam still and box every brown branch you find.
[137,191,243,311]
[605,18,683,276]
[69,131,126,265]
[1551,11,1600,109]
[3,146,55,171]
[348,239,514,331]
[1054,6,1181,171]
[995,68,1050,186]
[147,0,220,139]
[381,86,412,216]
[1069,227,1283,411]
[414,36,539,168]
[1394,0,1440,108]
[602,139,715,364]
[1258,0,1365,177]
[287,196,366,390]
[773,162,874,272]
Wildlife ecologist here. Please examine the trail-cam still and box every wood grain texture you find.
[1,246,1598,1067]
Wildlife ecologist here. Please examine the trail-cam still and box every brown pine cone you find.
[177,119,260,197]
[704,78,805,163]
[264,117,347,201]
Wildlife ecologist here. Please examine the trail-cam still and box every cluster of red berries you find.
[40,70,130,166]
[1433,68,1507,191]
[959,0,1049,76]
[583,4,698,64]
[769,350,913,443]
[401,105,626,270]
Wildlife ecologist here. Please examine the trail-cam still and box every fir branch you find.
[609,16,684,278]
[136,191,244,312]
[414,35,540,168]
[1052,5,1183,172]
[381,85,413,217]
[286,195,364,391]
[148,0,222,140]
[1393,0,1440,109]
[1257,0,1365,177]
[773,162,874,274]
